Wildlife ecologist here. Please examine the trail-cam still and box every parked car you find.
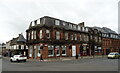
[108,52,120,59]
[10,54,27,62]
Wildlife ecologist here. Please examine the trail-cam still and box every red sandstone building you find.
[26,16,102,59]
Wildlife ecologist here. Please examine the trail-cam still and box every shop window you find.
[48,45,54,57]
[56,31,60,40]
[62,46,66,56]
[40,30,42,39]
[46,30,50,39]
[37,46,41,57]
[29,46,33,57]
[55,46,60,56]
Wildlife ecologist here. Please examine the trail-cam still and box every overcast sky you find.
[0,0,119,43]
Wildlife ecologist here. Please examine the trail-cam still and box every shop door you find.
[72,46,76,56]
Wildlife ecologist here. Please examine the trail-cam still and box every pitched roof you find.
[17,34,26,42]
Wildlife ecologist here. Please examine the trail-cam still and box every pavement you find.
[3,55,107,62]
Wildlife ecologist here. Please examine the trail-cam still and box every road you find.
[2,57,119,71]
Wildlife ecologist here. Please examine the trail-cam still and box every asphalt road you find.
[2,57,119,71]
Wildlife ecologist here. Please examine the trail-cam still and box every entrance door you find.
[72,46,76,56]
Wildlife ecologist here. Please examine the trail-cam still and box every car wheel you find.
[10,59,13,62]
[108,57,110,59]
[24,60,26,62]
[16,59,19,62]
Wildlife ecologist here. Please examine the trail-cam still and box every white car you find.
[108,52,120,59]
[10,55,27,62]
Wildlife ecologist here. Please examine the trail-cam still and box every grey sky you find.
[0,0,119,43]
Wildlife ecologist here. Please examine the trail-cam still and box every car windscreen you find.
[109,53,115,55]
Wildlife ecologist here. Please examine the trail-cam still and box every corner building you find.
[26,16,102,59]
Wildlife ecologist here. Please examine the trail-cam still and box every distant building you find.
[91,27,120,55]
[5,34,28,57]
[0,43,6,55]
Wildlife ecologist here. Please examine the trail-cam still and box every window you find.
[69,24,72,28]
[65,33,68,40]
[46,30,50,39]
[74,34,77,40]
[78,26,81,30]
[63,22,66,26]
[55,20,60,25]
[34,31,36,39]
[71,34,73,40]
[43,18,46,24]
[31,21,35,26]
[99,37,101,42]
[86,28,88,32]
[21,45,24,49]
[31,31,34,39]
[61,46,66,56]
[29,46,33,57]
[48,45,54,57]
[40,30,42,39]
[37,19,40,24]
[56,31,60,40]
[37,46,41,57]
[73,25,76,29]
[28,32,30,40]
[82,27,85,31]
[55,46,60,56]
[80,34,82,41]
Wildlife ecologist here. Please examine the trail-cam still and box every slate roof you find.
[17,34,26,42]
[91,26,117,34]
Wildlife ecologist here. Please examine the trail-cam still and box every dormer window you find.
[73,25,76,29]
[63,22,66,26]
[37,19,40,24]
[82,27,85,31]
[55,20,60,25]
[31,21,35,26]
[69,24,72,28]
[78,26,81,30]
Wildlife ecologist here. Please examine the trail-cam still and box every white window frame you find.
[63,22,66,26]
[55,20,60,25]
[31,31,34,40]
[46,30,50,39]
[65,32,68,40]
[34,31,36,39]
[31,21,35,26]
[37,19,40,24]
[56,31,60,40]
[40,30,42,39]
[75,34,77,40]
